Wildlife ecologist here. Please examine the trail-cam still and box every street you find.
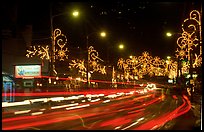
[2,87,193,130]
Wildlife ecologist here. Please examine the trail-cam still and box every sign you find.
[15,65,41,78]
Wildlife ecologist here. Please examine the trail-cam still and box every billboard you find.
[15,65,41,78]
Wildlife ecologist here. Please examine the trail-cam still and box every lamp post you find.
[165,32,183,84]
[86,31,106,88]
[50,4,79,76]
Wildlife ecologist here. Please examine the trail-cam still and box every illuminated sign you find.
[15,65,41,78]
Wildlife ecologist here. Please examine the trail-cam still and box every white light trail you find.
[50,97,65,101]
[51,103,79,109]
[2,101,30,107]
[66,104,90,110]
[31,112,43,116]
[121,117,144,130]
[14,110,31,115]
[90,98,100,102]
[103,100,111,103]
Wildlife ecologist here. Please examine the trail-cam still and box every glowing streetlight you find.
[119,44,124,49]
[72,10,79,17]
[100,32,106,37]
[86,31,107,88]
[167,56,171,60]
[50,8,79,76]
[166,32,172,37]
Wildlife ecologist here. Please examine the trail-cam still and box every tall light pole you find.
[86,31,106,88]
[50,4,79,76]
[166,32,182,84]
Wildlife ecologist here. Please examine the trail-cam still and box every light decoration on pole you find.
[53,28,69,61]
[175,9,202,101]
[117,51,166,79]
[176,10,202,69]
[26,28,69,63]
[26,28,69,77]
[69,46,106,78]
[88,46,106,74]
[26,28,69,62]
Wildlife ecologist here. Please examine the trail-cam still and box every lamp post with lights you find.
[86,31,106,88]
[50,5,79,76]
[167,10,202,102]
[166,32,184,84]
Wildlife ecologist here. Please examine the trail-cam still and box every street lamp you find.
[86,31,106,88]
[166,10,202,102]
[165,32,183,83]
[119,44,124,49]
[72,10,79,17]
[166,32,172,37]
[50,6,79,76]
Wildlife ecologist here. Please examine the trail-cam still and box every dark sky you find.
[3,0,202,63]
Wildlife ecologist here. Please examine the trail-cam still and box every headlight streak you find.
[114,126,122,130]
[3,112,98,130]
[103,100,111,103]
[31,112,43,116]
[3,92,148,121]
[133,95,191,130]
[90,98,100,102]
[2,90,190,130]
[14,110,31,115]
[121,117,144,130]
[3,91,136,116]
[2,90,153,118]
[50,97,65,101]
[51,103,79,109]
[66,104,90,110]
[2,101,31,107]
[24,98,48,103]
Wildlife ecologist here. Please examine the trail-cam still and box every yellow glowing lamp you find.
[100,32,106,37]
[119,44,124,49]
[166,32,172,37]
[72,11,79,17]
[167,56,171,60]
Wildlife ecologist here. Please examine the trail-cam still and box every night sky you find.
[2,0,202,63]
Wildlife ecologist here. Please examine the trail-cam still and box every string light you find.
[176,10,202,68]
[26,28,69,62]
[69,59,87,77]
[117,51,167,79]
[69,46,106,76]
[26,45,50,60]
[53,28,69,61]
[88,46,106,74]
